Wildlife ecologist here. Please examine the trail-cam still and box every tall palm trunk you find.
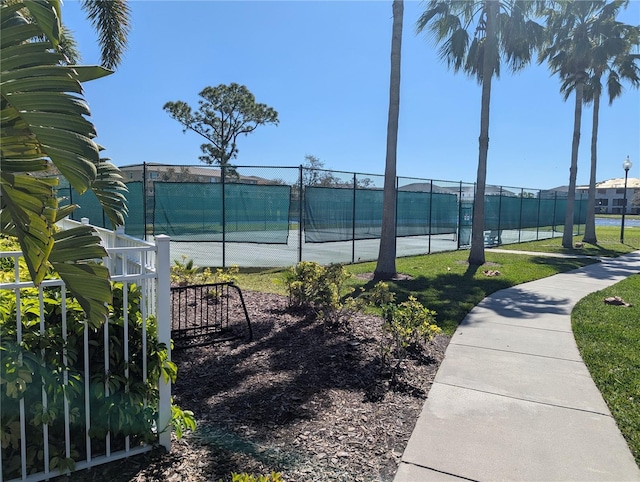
[375,0,403,279]
[562,78,584,248]
[583,75,601,244]
[468,0,498,266]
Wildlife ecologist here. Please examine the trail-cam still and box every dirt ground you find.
[60,289,449,482]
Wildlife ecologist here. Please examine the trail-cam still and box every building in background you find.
[576,178,640,215]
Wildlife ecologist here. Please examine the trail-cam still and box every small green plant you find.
[171,257,240,287]
[381,296,442,372]
[171,402,196,439]
[283,261,362,327]
[170,256,198,285]
[365,281,396,307]
[227,472,283,482]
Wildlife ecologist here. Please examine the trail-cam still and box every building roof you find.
[595,177,640,189]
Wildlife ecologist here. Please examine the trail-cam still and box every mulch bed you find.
[59,289,450,482]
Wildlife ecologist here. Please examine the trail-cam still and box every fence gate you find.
[170,282,252,349]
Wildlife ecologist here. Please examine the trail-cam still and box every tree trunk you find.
[468,0,498,266]
[582,80,600,244]
[375,0,403,280]
[562,80,584,248]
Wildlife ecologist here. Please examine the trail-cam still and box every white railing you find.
[0,220,171,482]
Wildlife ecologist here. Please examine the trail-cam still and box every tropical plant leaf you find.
[1,18,100,194]
[50,225,111,327]
[1,0,124,326]
[92,159,128,227]
[0,172,57,284]
[23,0,62,46]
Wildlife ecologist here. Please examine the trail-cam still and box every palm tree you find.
[417,0,544,265]
[1,0,128,324]
[539,0,625,248]
[80,0,131,69]
[374,0,404,280]
[581,7,640,244]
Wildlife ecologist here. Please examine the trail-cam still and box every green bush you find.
[365,281,396,307]
[0,241,195,478]
[170,256,239,286]
[227,472,283,482]
[381,296,442,370]
[283,261,364,326]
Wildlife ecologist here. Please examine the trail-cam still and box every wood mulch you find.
[58,288,450,482]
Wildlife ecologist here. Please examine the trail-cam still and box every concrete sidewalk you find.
[394,251,640,482]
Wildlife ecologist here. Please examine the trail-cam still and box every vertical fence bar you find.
[457,182,463,249]
[298,166,303,263]
[497,187,503,245]
[62,288,71,462]
[155,235,172,451]
[553,191,558,238]
[104,305,111,457]
[123,264,130,452]
[14,259,27,479]
[536,190,542,241]
[84,319,91,464]
[38,289,50,475]
[352,173,357,264]
[143,162,148,240]
[518,188,524,244]
[222,168,226,268]
[428,180,433,254]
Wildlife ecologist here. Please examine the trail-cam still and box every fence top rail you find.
[0,278,66,290]
[0,251,22,257]
[106,245,156,254]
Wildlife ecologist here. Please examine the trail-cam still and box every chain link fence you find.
[57,163,587,268]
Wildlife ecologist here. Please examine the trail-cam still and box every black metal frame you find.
[170,282,252,350]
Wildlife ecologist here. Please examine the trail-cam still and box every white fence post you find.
[155,235,172,451]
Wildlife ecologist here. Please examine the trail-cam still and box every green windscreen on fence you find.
[153,182,291,243]
[304,187,459,243]
[304,187,364,242]
[58,182,109,228]
[397,191,458,236]
[485,194,587,232]
[123,182,145,238]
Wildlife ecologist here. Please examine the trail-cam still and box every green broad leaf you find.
[2,74,83,95]
[52,261,111,328]
[92,160,128,226]
[0,173,57,284]
[38,146,97,193]
[1,41,56,64]
[0,158,49,173]
[51,226,107,262]
[23,0,61,47]
[19,112,97,138]
[0,23,42,49]
[6,92,91,116]
[70,65,113,83]
[54,203,77,222]
[30,126,98,160]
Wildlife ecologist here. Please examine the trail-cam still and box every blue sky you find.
[64,0,640,190]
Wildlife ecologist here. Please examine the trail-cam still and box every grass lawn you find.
[495,226,640,257]
[572,274,640,466]
[236,249,597,335]
[235,225,640,335]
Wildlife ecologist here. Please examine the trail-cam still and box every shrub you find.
[381,296,442,371]
[227,472,283,482]
[364,281,396,307]
[171,256,239,286]
[283,261,363,327]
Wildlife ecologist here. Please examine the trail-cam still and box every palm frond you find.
[80,0,131,69]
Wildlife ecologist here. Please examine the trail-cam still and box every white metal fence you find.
[0,219,171,481]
